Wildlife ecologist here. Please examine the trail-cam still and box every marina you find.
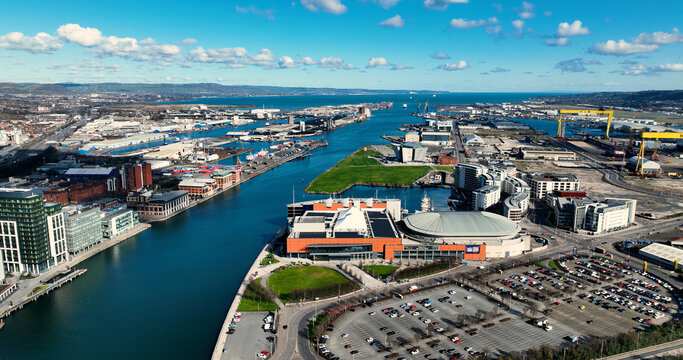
[1,92,679,360]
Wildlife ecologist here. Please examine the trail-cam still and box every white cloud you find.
[301,0,347,14]
[591,28,683,56]
[619,63,650,75]
[655,63,683,72]
[379,15,405,28]
[544,11,552,16]
[187,46,248,66]
[319,56,355,69]
[139,38,156,45]
[546,37,569,46]
[245,48,276,66]
[431,51,450,59]
[437,60,468,70]
[278,55,297,68]
[54,23,181,62]
[518,1,534,19]
[301,56,316,65]
[450,17,499,29]
[632,28,683,45]
[512,19,524,30]
[556,20,589,37]
[390,64,412,70]
[181,38,198,45]
[591,40,658,55]
[0,31,62,54]
[235,5,276,20]
[367,57,389,68]
[56,24,102,47]
[424,0,468,11]
[554,58,600,72]
[94,36,181,62]
[371,0,401,9]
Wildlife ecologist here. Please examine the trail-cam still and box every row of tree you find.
[493,321,683,360]
[243,279,276,305]
[393,258,460,280]
[286,282,358,303]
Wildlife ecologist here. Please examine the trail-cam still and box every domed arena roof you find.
[403,211,520,238]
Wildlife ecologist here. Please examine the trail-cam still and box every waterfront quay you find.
[0,222,151,320]
[6,92,679,360]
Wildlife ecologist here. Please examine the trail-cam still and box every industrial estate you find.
[1,86,682,360]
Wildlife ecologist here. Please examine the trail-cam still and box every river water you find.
[0,93,550,359]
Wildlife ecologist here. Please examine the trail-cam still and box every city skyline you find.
[1,0,682,92]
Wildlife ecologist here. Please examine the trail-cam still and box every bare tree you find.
[531,302,539,317]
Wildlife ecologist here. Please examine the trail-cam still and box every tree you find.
[531,302,539,317]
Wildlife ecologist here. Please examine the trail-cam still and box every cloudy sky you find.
[1,0,682,91]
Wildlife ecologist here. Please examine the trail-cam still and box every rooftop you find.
[640,243,683,264]
[403,211,520,238]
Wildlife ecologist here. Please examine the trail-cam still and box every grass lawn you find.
[267,266,350,302]
[305,146,430,194]
[237,297,280,311]
[29,285,49,297]
[362,265,398,279]
[434,165,454,172]
[237,278,280,311]
[261,253,279,266]
[548,260,562,271]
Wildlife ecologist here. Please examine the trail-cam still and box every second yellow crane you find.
[557,109,614,139]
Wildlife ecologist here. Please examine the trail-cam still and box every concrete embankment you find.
[598,338,683,359]
[1,268,87,319]
[211,226,285,360]
[0,223,150,319]
[71,223,151,266]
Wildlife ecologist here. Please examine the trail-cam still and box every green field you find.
[434,165,454,172]
[267,266,352,302]
[548,260,562,271]
[237,297,280,311]
[305,146,430,194]
[237,279,279,311]
[29,285,49,297]
[362,265,398,279]
[261,253,279,266]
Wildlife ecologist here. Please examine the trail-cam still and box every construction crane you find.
[635,132,683,175]
[557,109,614,140]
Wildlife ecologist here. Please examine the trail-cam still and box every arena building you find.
[399,211,529,259]
[285,199,530,261]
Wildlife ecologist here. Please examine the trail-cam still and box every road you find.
[550,138,683,201]
[269,213,683,360]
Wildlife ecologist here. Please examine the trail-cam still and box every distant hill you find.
[0,82,448,98]
[534,90,683,108]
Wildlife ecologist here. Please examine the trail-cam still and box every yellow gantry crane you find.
[635,132,683,175]
[557,109,614,139]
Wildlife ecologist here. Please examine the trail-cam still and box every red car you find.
[261,351,270,355]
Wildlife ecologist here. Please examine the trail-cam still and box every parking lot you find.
[322,255,680,360]
[483,255,679,338]
[323,284,577,359]
[223,312,274,360]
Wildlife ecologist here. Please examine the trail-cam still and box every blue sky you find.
[1,0,682,92]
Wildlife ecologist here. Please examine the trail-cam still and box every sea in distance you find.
[0,93,565,359]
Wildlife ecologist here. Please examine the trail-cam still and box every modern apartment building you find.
[0,188,67,275]
[526,174,580,199]
[472,185,501,210]
[101,207,140,239]
[64,206,103,253]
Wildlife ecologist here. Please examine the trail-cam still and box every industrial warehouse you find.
[284,198,531,261]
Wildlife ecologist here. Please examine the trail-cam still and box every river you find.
[0,93,550,359]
